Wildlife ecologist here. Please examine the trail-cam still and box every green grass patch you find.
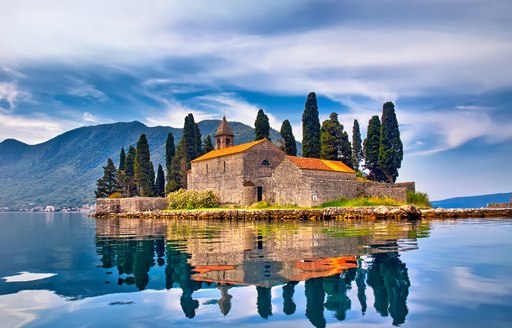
[407,191,431,208]
[319,196,402,208]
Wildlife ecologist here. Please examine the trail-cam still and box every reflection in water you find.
[95,218,429,326]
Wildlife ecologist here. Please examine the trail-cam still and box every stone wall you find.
[272,159,312,206]
[96,197,168,215]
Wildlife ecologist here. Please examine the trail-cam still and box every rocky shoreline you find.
[93,205,512,221]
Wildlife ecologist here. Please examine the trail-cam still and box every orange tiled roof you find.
[191,139,267,162]
[286,156,355,173]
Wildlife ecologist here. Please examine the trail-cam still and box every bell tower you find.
[215,116,235,150]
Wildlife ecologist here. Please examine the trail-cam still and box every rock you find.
[374,206,390,215]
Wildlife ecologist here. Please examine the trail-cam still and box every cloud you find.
[67,79,107,101]
[0,82,19,112]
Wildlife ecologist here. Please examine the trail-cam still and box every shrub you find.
[167,189,219,209]
[407,191,431,208]
[320,196,402,208]
[249,201,271,209]
[108,192,123,199]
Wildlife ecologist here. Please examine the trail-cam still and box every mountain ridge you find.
[0,120,299,209]
[431,192,512,209]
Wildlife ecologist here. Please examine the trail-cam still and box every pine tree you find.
[134,134,155,196]
[167,141,186,192]
[320,113,342,160]
[119,148,126,171]
[280,120,297,156]
[379,101,403,183]
[124,146,137,196]
[364,116,386,182]
[155,164,165,197]
[95,158,119,198]
[255,109,271,141]
[203,135,214,153]
[352,120,363,171]
[302,92,321,158]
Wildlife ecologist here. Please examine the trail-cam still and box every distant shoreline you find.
[92,206,512,220]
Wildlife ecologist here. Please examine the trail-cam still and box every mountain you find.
[0,120,300,209]
[431,192,512,209]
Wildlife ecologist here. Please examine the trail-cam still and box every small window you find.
[206,164,208,175]
[223,161,226,172]
[226,138,231,147]
[312,191,318,202]
[262,160,270,166]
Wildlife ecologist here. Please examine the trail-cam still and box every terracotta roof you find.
[191,139,267,162]
[286,156,355,173]
[215,116,234,136]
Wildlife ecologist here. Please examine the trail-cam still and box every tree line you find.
[256,92,403,183]
[96,92,403,198]
[96,113,211,198]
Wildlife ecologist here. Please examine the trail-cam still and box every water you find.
[0,213,511,327]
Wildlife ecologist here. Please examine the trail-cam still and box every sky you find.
[0,0,511,200]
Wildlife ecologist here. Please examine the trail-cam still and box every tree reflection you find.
[282,281,299,315]
[257,286,273,319]
[366,253,410,325]
[305,278,326,328]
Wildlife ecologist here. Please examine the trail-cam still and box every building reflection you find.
[95,218,428,326]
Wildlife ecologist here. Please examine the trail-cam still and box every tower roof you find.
[215,116,234,137]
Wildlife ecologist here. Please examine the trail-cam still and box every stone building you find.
[187,117,414,207]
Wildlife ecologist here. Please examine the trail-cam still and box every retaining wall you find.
[96,197,168,215]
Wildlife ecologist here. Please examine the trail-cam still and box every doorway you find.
[257,186,263,202]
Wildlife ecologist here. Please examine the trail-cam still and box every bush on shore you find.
[167,189,219,209]
[320,196,402,208]
[407,191,431,208]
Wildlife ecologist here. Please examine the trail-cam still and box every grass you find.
[319,196,403,208]
[407,191,431,208]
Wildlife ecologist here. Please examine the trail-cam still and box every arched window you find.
[261,160,270,166]
[226,138,231,147]
[216,139,221,150]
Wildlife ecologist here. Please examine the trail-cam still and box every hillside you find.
[431,192,512,209]
[0,120,299,209]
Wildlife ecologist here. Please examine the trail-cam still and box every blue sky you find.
[0,0,511,200]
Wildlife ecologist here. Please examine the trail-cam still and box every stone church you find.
[187,117,414,207]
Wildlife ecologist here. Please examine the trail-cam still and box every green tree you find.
[302,92,321,158]
[352,120,363,171]
[134,134,155,196]
[165,132,175,177]
[255,109,271,141]
[193,120,203,156]
[320,113,342,160]
[203,135,214,153]
[118,147,126,171]
[364,116,386,182]
[167,114,201,191]
[379,101,403,183]
[155,164,165,197]
[339,131,353,168]
[124,146,137,196]
[280,120,297,156]
[95,158,119,198]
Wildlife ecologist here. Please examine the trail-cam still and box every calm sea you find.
[0,213,511,327]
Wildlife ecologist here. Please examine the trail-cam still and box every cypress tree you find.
[155,164,165,197]
[379,101,403,183]
[364,116,386,182]
[280,120,297,156]
[165,132,175,178]
[124,146,137,196]
[352,120,363,171]
[203,135,214,153]
[167,140,186,192]
[255,109,271,141]
[302,92,321,158]
[95,158,119,198]
[194,119,203,157]
[320,113,342,160]
[119,148,126,171]
[339,131,353,168]
[134,134,155,196]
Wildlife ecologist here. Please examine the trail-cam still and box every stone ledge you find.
[92,206,512,220]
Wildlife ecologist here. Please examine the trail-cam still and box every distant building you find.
[44,205,56,212]
[187,117,414,207]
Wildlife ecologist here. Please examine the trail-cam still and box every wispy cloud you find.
[67,78,107,101]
